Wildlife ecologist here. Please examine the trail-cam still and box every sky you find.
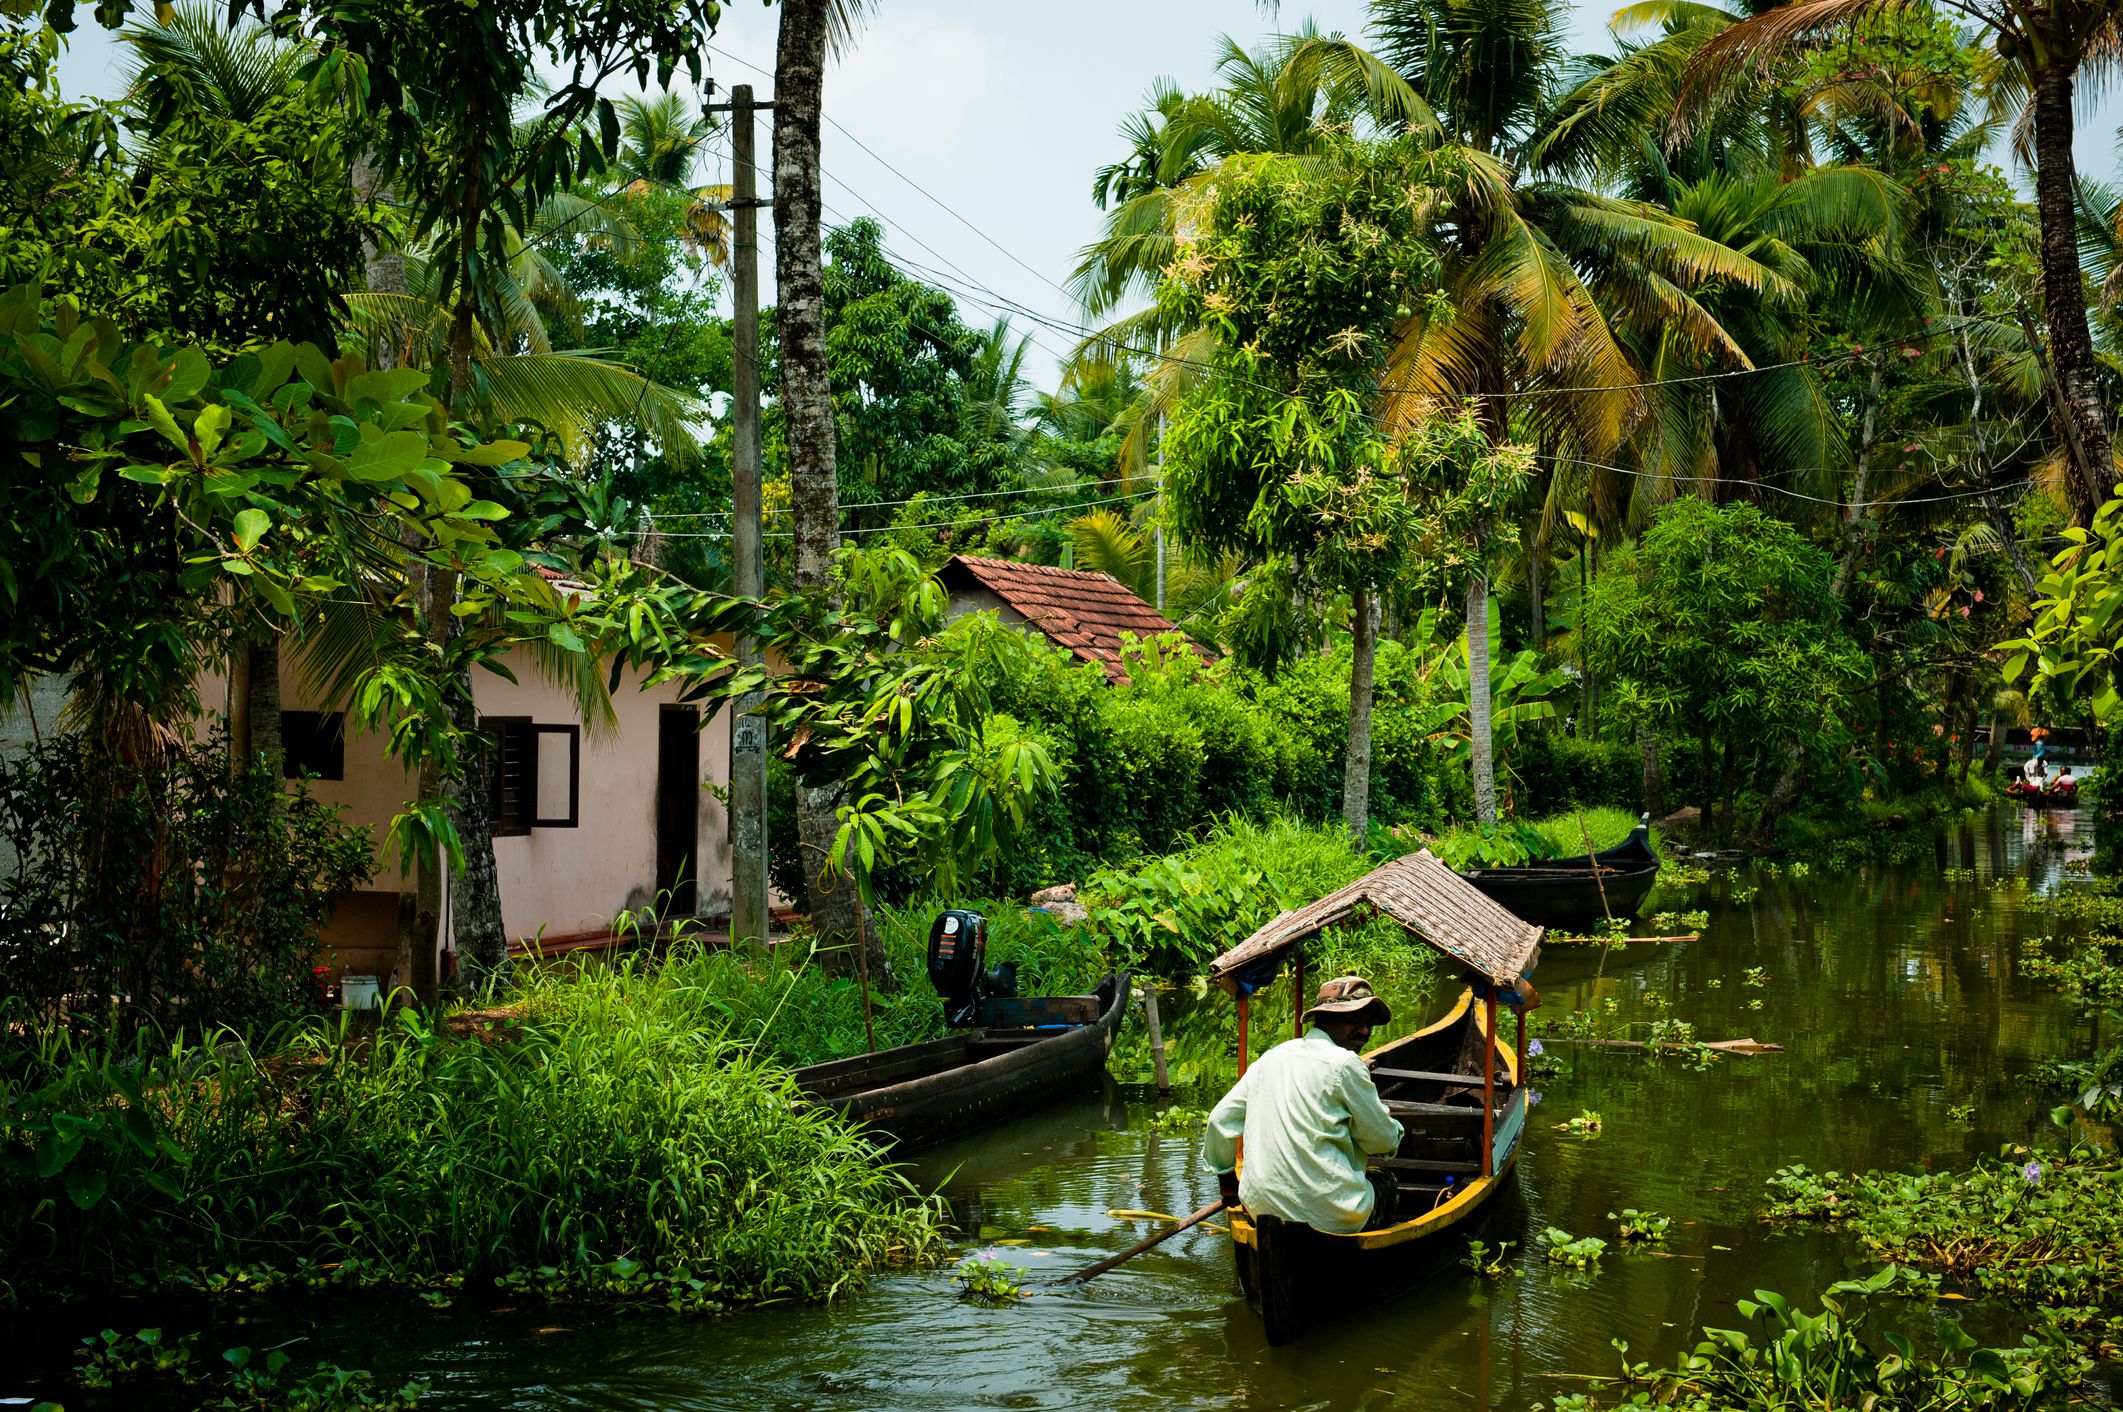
[48,1,2123,393]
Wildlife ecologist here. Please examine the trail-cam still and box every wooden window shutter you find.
[484,716,536,836]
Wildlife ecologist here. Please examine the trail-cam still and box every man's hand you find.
[1217,1171,1240,1207]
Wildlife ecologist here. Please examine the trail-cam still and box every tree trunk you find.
[2030,63,2115,523]
[777,0,884,984]
[1720,735,1736,833]
[1343,582,1378,844]
[1983,707,2009,779]
[1698,721,1714,824]
[1468,573,1496,825]
[1831,362,1885,601]
[1956,693,1979,785]
[1526,519,1545,654]
[397,565,453,1011]
[1640,726,1661,818]
[1937,670,1964,783]
[247,638,282,779]
[450,680,509,990]
[228,644,251,769]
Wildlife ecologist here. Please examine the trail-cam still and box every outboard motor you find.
[928,909,989,1026]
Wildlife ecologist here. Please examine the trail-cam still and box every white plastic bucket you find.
[341,975,380,1011]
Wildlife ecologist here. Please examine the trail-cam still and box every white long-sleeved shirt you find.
[1201,1026,1405,1234]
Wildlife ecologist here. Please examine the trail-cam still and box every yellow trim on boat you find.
[1228,986,1522,1252]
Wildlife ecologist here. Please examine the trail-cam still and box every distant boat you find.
[1456,816,1660,929]
[793,910,1126,1150]
[2006,778,2079,809]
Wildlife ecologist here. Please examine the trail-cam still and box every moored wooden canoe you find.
[1457,819,1660,929]
[793,972,1128,1150]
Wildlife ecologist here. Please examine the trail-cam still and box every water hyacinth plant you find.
[1543,1228,1608,1268]
[1608,1209,1671,1244]
[1763,1148,2123,1307]
[952,1252,1032,1303]
[1545,1269,2088,1411]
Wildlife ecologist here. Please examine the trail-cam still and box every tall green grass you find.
[1426,805,1656,868]
[0,955,947,1309]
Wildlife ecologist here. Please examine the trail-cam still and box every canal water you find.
[8,807,2112,1410]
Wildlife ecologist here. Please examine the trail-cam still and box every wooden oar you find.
[1052,1199,1226,1285]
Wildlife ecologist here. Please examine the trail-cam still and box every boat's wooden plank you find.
[1385,1100,1492,1118]
[976,995,1099,1028]
[1370,1067,1485,1086]
[1378,1156,1481,1174]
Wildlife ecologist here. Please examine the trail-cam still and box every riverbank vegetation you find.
[0,958,946,1310]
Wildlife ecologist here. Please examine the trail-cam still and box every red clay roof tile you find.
[942,554,1213,683]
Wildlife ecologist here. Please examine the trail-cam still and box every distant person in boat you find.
[1203,976,1405,1235]
[2022,755,2048,787]
[2052,766,2076,795]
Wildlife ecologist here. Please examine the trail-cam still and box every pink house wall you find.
[203,648,734,977]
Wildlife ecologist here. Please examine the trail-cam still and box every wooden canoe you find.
[1457,819,1659,929]
[1230,988,1526,1345]
[793,972,1128,1150]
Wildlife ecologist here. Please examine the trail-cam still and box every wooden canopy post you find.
[1237,991,1251,1078]
[1516,1003,1526,1075]
[1482,991,1498,1177]
[1291,949,1306,1039]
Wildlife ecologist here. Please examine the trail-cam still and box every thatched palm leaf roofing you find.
[1208,851,1544,989]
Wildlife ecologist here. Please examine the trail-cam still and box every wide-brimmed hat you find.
[1303,975,1390,1027]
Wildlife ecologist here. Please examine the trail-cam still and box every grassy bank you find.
[0,954,948,1310]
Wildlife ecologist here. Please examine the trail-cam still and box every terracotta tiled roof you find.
[942,554,1212,684]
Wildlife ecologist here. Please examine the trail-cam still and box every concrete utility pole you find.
[715,82,773,956]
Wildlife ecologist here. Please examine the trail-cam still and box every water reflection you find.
[4,809,2109,1412]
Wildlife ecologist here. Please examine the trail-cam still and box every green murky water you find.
[7,806,2113,1410]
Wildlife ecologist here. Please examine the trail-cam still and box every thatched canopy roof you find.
[1208,850,1544,989]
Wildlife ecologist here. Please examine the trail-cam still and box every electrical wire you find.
[648,486,1156,539]
[651,477,1119,520]
[1542,454,2037,510]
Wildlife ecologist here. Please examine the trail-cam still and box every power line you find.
[648,486,1155,539]
[651,477,1116,521]
[1544,454,2036,510]
[703,41,1078,304]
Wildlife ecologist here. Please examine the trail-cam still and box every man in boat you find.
[2052,765,2076,796]
[1202,976,1404,1234]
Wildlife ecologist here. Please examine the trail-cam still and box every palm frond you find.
[475,351,707,465]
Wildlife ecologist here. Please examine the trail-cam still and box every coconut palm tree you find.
[611,92,734,269]
[1679,0,2123,525]
[774,0,894,982]
[1341,0,1786,822]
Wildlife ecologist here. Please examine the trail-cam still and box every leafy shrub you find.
[0,731,373,1037]
[1516,731,1642,814]
[0,949,947,1308]
[1078,814,1374,975]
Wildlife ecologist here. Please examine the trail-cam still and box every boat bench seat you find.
[1371,1067,1486,1086]
[1377,1156,1481,1175]
[1384,1100,1493,1119]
